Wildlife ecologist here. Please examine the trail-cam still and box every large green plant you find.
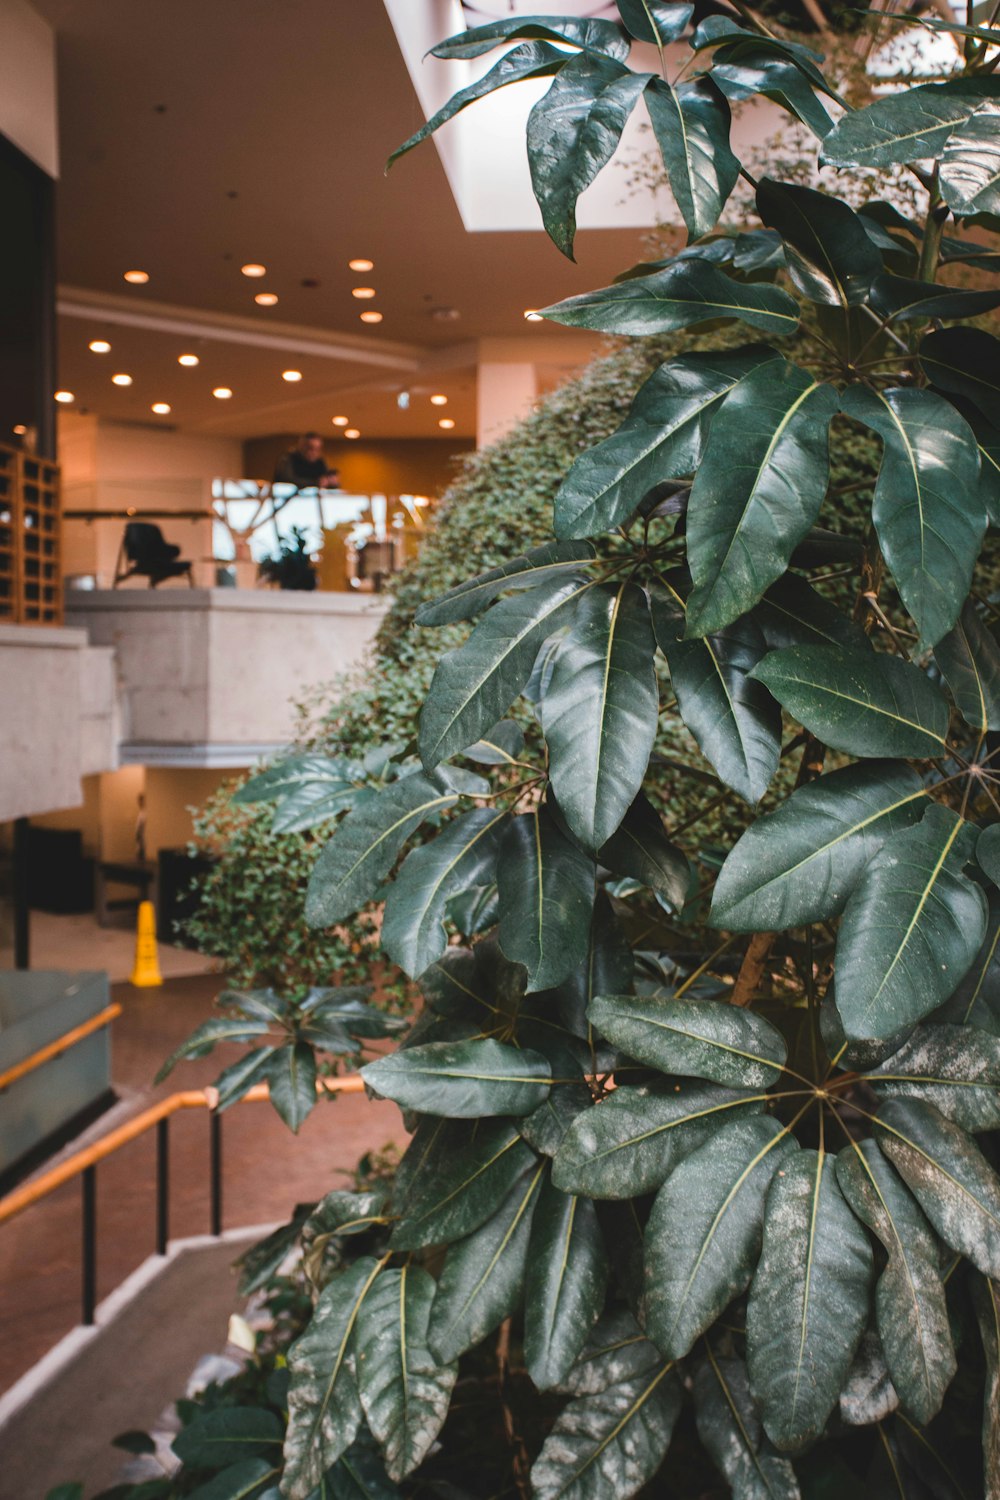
[189,8,1000,1497]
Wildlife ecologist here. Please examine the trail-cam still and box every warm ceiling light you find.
[241,263,267,277]
[12,424,26,435]
[111,373,133,386]
[88,339,111,354]
[178,353,199,367]
[438,417,456,429]
[349,258,374,272]
[282,369,302,382]
[54,390,75,403]
[344,428,360,439]
[254,292,278,306]
[360,311,383,324]
[213,386,233,399]
[332,415,349,426]
[124,270,149,284]
[151,402,171,415]
[352,287,376,299]
[430,394,448,406]
[524,309,544,322]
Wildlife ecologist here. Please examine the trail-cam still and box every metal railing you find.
[0,1076,365,1327]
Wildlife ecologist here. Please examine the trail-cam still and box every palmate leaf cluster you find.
[196,7,1000,1499]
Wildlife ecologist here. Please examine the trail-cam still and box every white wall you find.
[0,0,58,176]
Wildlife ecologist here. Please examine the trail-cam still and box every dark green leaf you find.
[173,1409,283,1468]
[980,823,1000,890]
[837,1139,955,1425]
[266,1042,317,1134]
[232,754,356,807]
[711,760,927,932]
[114,1431,157,1456]
[306,772,457,927]
[186,1460,278,1500]
[527,53,648,258]
[390,1119,536,1249]
[589,992,787,1088]
[552,1079,765,1198]
[646,77,739,241]
[971,1274,1000,1500]
[419,575,594,768]
[355,1265,457,1481]
[497,806,596,991]
[415,540,595,627]
[430,17,631,61]
[361,1039,551,1119]
[920,326,1000,425]
[835,805,986,1040]
[325,1439,401,1499]
[747,1149,873,1451]
[617,0,692,42]
[751,645,949,758]
[464,720,525,765]
[542,259,800,338]
[684,358,838,635]
[712,46,834,138]
[541,582,658,850]
[869,274,1000,324]
[941,888,1000,1034]
[645,1115,797,1360]
[154,1016,270,1085]
[695,1349,800,1499]
[429,1163,545,1362]
[756,178,881,307]
[530,1363,680,1498]
[935,602,1000,733]
[599,792,689,909]
[839,1329,899,1427]
[284,1258,384,1498]
[867,1023,1000,1131]
[554,346,770,539]
[214,1047,279,1112]
[821,77,1000,176]
[559,1308,662,1395]
[546,889,634,1050]
[874,1097,1000,1277]
[753,573,870,653]
[840,385,984,648]
[525,1174,608,1389]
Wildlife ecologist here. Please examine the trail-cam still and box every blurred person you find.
[273,432,341,489]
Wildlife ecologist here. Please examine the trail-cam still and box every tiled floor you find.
[0,968,408,1396]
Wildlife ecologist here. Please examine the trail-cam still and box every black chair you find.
[114,522,193,587]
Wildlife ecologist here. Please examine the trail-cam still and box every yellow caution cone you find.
[130,899,163,988]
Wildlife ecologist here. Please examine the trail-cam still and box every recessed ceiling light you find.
[124,270,149,284]
[349,258,374,272]
[352,287,376,299]
[111,373,133,386]
[213,386,233,399]
[430,394,448,406]
[360,311,383,324]
[438,417,455,430]
[241,263,266,277]
[151,402,171,415]
[344,428,361,439]
[282,369,302,382]
[524,309,544,322]
[332,415,349,426]
[89,339,111,354]
[178,353,199,366]
[12,424,26,435]
[254,292,278,306]
[54,390,75,403]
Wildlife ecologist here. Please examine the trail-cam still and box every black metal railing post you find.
[210,1111,222,1236]
[82,1165,97,1325]
[156,1117,169,1255]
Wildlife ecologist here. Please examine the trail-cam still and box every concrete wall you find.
[0,1,58,177]
[243,435,473,498]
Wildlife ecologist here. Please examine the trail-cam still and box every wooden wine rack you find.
[0,444,63,625]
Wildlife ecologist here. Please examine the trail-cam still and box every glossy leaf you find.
[390,1119,536,1250]
[187,1458,279,1499]
[869,273,1000,324]
[542,259,800,338]
[415,540,595,626]
[354,1265,457,1480]
[361,1039,551,1118]
[821,76,1000,177]
[617,0,692,42]
[552,1079,765,1198]
[530,1362,680,1499]
[752,644,949,759]
[232,753,356,806]
[651,587,781,803]
[419,574,593,768]
[497,806,596,991]
[840,384,984,648]
[381,808,508,979]
[525,1174,608,1389]
[213,1047,279,1112]
[711,760,927,932]
[867,1023,1000,1131]
[935,602,1000,733]
[756,178,881,308]
[428,1163,545,1363]
[920,326,1000,425]
[558,1308,662,1396]
[835,805,986,1040]
[266,1043,317,1134]
[306,772,457,927]
[981,824,1000,889]
[598,791,689,909]
[837,1139,956,1425]
[753,572,870,653]
[541,582,658,850]
[155,1016,270,1083]
[430,17,631,62]
[875,1097,1000,1278]
[694,1349,800,1500]
[684,359,838,635]
[546,888,634,1049]
[747,1150,872,1452]
[942,888,1000,1035]
[173,1408,283,1469]
[711,45,834,139]
[464,719,525,765]
[645,1115,797,1360]
[326,1440,401,1499]
[527,53,648,258]
[588,993,787,1088]
[646,76,739,241]
[283,1258,384,1498]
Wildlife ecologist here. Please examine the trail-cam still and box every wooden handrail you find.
[0,1074,365,1227]
[0,1004,122,1094]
